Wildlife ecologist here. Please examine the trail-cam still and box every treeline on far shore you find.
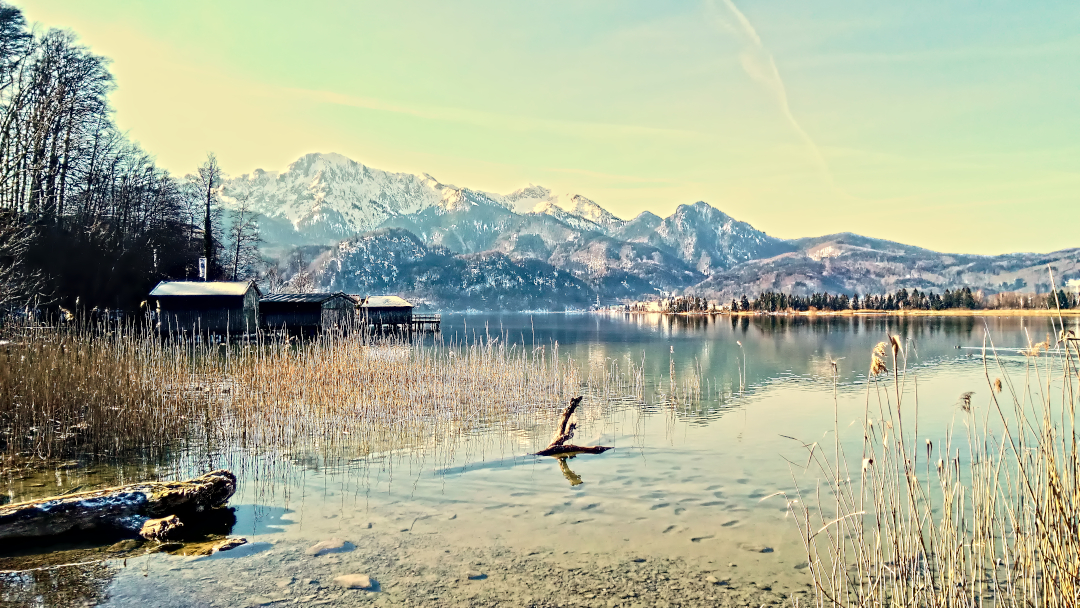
[627,287,1080,314]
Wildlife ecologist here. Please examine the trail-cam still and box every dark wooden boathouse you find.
[150,281,261,334]
[260,292,356,334]
[359,295,414,328]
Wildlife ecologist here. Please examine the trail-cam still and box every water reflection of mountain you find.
[437,313,1057,419]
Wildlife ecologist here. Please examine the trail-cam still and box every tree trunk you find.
[231,208,243,281]
[203,180,213,277]
[0,469,236,541]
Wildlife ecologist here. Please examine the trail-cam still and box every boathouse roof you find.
[261,292,355,304]
[150,281,259,297]
[361,295,413,308]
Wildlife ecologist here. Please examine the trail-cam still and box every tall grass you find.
[217,332,583,458]
[787,320,1080,607]
[0,321,593,468]
[0,322,216,463]
[1,316,703,477]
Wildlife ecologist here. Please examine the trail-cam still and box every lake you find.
[3,313,1074,607]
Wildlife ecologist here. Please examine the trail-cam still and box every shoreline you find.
[607,308,1080,318]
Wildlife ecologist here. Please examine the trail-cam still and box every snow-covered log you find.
[0,470,236,541]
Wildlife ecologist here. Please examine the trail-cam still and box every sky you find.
[13,0,1080,255]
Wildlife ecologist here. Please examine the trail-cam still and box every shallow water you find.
[3,313,1077,607]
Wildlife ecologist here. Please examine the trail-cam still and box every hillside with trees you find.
[0,3,261,314]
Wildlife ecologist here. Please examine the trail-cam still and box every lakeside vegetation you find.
[0,321,598,469]
[786,321,1080,607]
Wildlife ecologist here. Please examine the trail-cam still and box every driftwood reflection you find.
[557,456,583,486]
[0,505,241,607]
[0,559,112,608]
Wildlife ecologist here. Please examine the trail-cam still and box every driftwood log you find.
[0,469,236,542]
[533,397,613,457]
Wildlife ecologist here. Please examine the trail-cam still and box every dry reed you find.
[0,321,594,466]
[784,315,1080,607]
[0,322,216,464]
[1,317,694,477]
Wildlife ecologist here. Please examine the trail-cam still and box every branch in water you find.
[533,397,612,457]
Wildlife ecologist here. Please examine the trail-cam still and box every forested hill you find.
[0,2,256,313]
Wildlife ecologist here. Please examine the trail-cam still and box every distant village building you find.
[149,281,260,334]
[260,292,356,335]
[358,295,414,327]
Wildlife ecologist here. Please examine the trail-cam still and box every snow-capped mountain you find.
[220,152,814,295]
[612,202,795,275]
[221,153,523,246]
[221,154,637,247]
[224,152,1080,308]
[565,194,626,233]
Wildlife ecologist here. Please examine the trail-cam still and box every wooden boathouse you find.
[150,280,261,334]
[260,292,356,335]
[358,295,440,331]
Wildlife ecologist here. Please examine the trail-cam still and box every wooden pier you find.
[411,313,441,332]
[359,313,441,333]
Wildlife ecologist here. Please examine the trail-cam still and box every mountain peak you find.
[673,201,732,222]
[287,152,361,174]
[223,153,786,277]
[566,194,625,231]
[513,184,554,200]
[495,183,557,214]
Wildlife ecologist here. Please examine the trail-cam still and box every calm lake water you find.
[4,313,1076,607]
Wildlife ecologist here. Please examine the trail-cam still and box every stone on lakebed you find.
[305,538,354,556]
[334,574,375,590]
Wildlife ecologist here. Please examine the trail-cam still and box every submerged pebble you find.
[304,538,353,556]
[215,537,248,552]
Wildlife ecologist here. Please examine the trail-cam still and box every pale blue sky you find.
[14,0,1080,254]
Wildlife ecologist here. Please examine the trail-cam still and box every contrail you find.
[708,0,834,186]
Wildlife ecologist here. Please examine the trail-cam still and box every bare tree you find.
[286,251,315,293]
[190,153,222,278]
[261,264,287,294]
[0,3,203,309]
[225,196,261,281]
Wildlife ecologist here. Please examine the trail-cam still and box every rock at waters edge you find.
[140,515,184,540]
[215,537,248,552]
[334,574,375,590]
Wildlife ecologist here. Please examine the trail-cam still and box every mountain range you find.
[221,153,1078,309]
